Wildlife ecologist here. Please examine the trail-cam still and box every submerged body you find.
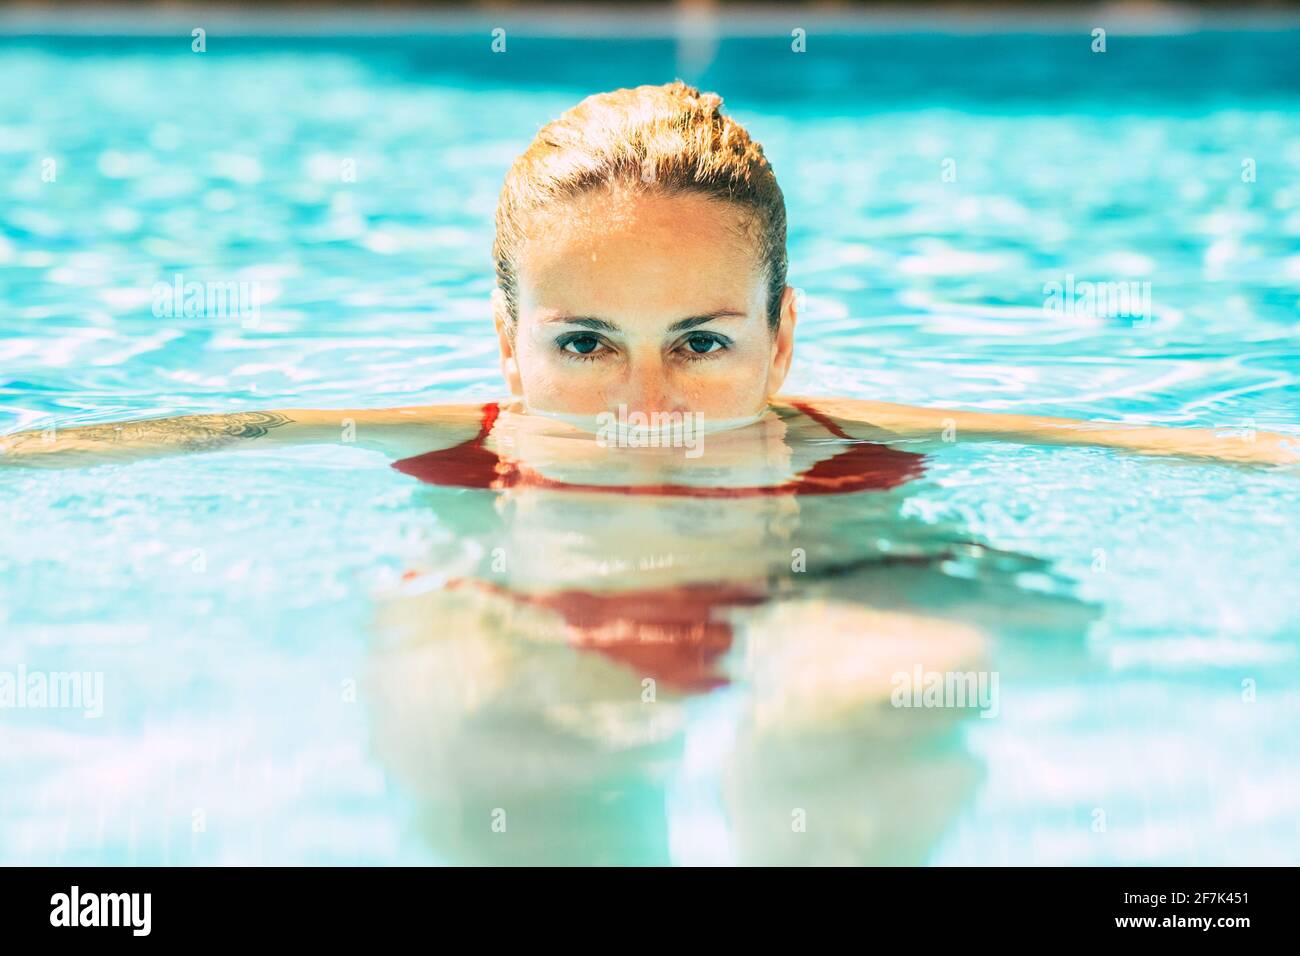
[358,398,1091,864]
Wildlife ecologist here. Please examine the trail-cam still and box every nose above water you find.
[613,353,687,416]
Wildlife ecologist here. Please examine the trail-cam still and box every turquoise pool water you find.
[2,25,1299,865]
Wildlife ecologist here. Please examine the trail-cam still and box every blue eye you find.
[559,329,608,358]
[682,332,726,356]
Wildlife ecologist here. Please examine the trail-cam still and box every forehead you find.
[515,186,766,318]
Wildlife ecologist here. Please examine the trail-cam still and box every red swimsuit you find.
[391,400,924,496]
[393,402,926,692]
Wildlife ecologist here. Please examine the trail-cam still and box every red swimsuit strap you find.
[472,401,501,445]
[392,400,924,495]
[788,399,854,440]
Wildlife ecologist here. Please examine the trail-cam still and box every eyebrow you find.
[544,311,746,334]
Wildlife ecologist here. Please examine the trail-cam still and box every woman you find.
[3,81,1295,470]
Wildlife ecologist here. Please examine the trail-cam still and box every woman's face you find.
[496,186,796,422]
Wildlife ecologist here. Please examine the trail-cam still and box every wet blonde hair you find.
[493,81,787,331]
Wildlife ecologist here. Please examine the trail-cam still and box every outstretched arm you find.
[0,404,487,468]
[784,396,1300,466]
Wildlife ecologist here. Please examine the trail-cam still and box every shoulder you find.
[769,395,910,442]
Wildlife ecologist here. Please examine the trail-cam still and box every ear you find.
[492,288,523,395]
[767,285,798,396]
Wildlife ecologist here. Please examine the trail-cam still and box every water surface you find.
[1,26,1298,865]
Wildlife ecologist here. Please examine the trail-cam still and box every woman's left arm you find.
[782,396,1300,466]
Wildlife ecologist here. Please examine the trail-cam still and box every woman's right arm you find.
[0,403,488,468]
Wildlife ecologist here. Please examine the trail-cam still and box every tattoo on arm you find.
[6,411,293,454]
